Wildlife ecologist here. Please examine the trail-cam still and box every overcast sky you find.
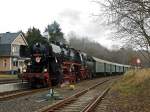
[0,0,115,49]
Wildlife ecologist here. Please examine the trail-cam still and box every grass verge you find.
[112,68,150,96]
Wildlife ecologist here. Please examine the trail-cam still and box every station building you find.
[0,31,28,74]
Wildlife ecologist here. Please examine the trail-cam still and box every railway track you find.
[0,87,51,101]
[36,78,115,112]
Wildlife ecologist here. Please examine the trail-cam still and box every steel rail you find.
[36,79,109,112]
[81,87,110,112]
[0,87,51,101]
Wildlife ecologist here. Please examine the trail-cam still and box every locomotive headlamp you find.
[35,56,41,63]
[27,62,31,66]
[44,69,47,72]
[23,69,26,73]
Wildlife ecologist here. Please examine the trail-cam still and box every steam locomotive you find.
[22,42,93,88]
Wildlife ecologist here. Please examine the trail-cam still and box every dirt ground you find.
[104,69,150,112]
[105,89,150,112]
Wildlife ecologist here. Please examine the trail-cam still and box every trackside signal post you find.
[136,58,141,66]
[131,57,141,68]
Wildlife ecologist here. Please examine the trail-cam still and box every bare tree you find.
[100,0,150,44]
[95,0,150,64]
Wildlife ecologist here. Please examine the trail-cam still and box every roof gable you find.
[12,33,28,46]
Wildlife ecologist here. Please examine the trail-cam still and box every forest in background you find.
[24,21,149,67]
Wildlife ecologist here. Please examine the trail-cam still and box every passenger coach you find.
[92,57,131,76]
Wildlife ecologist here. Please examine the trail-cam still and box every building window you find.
[13,58,18,67]
[13,61,18,67]
[3,59,7,67]
[12,45,20,56]
[12,46,17,53]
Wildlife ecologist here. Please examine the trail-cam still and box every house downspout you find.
[10,44,12,73]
